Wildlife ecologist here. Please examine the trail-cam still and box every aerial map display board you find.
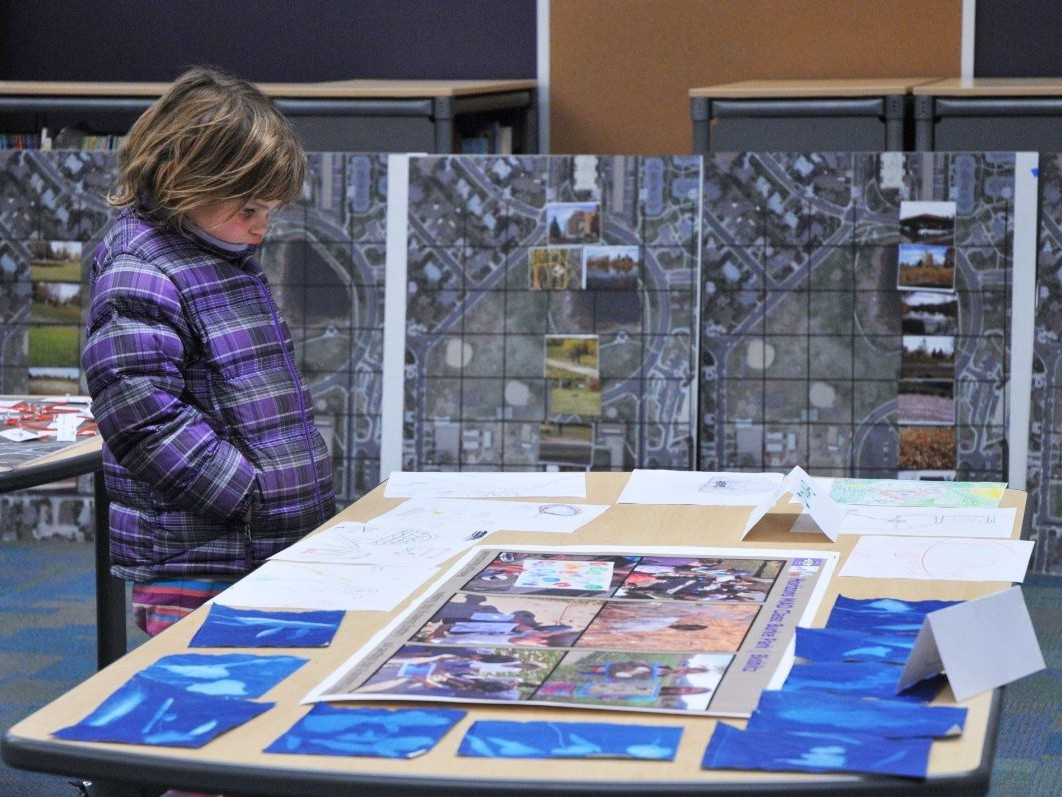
[8,150,1060,571]
[698,152,1014,483]
[402,155,701,474]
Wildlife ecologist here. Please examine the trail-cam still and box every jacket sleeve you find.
[82,252,256,521]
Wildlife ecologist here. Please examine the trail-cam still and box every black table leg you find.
[93,470,126,669]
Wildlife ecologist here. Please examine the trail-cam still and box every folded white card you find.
[898,586,1045,701]
[742,466,845,541]
[784,466,845,541]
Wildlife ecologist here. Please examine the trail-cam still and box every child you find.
[82,66,335,637]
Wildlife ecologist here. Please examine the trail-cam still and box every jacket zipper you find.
[252,266,326,526]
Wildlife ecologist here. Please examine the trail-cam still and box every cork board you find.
[549,0,962,154]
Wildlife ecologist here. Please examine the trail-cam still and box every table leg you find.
[94,470,126,669]
[690,96,710,154]
[433,96,454,153]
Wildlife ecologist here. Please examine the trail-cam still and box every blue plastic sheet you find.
[189,604,343,648]
[54,674,273,747]
[702,722,932,778]
[267,704,465,758]
[459,719,682,760]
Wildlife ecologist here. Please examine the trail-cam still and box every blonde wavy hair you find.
[108,66,305,229]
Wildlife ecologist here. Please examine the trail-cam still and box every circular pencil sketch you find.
[537,503,581,516]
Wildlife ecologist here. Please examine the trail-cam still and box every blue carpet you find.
[986,573,1062,796]
[0,543,1058,795]
[0,542,145,796]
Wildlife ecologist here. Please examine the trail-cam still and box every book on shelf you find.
[457,121,515,154]
[0,133,44,150]
[459,135,490,154]
[54,125,124,151]
[496,124,514,155]
[0,128,124,151]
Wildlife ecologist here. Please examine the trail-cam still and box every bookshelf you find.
[0,79,539,154]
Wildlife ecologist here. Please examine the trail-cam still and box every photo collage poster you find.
[308,546,838,717]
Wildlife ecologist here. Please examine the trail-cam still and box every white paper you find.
[898,586,1045,700]
[839,506,1016,537]
[383,470,586,499]
[788,475,834,499]
[0,427,43,442]
[370,497,610,534]
[617,469,784,506]
[213,559,438,612]
[54,412,80,442]
[840,535,1034,582]
[899,620,943,692]
[271,520,493,567]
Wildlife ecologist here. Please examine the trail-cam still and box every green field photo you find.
[545,334,601,416]
[32,281,83,324]
[28,325,81,367]
[28,239,83,282]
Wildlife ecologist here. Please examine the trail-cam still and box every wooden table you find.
[912,77,1062,151]
[690,78,939,153]
[1,473,1026,796]
[0,78,539,153]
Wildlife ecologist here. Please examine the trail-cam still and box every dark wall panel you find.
[0,0,536,82]
[975,1,1062,77]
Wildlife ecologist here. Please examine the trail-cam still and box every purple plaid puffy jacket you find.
[82,209,335,581]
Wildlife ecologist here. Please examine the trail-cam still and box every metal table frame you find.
[0,439,124,669]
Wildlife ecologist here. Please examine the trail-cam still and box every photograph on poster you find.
[529,246,583,290]
[583,245,640,291]
[547,202,601,245]
[901,290,959,336]
[307,545,837,717]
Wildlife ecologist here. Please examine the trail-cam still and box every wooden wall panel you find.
[550,0,962,154]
